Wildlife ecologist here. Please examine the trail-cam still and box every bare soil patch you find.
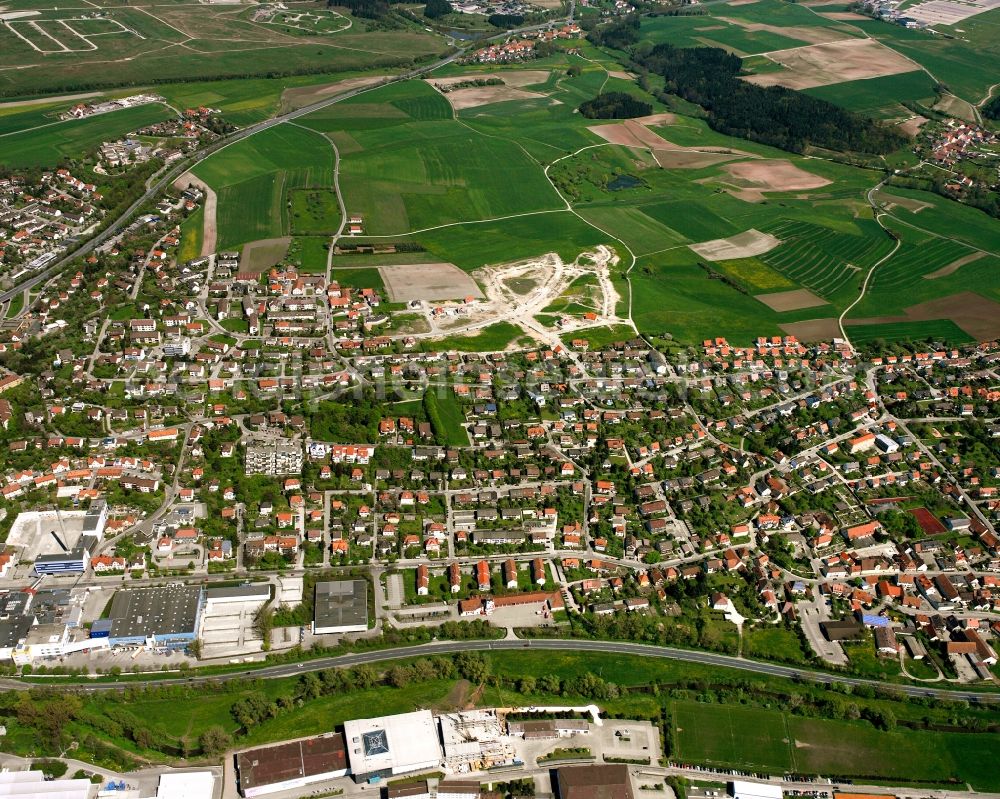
[718,159,830,201]
[589,119,671,149]
[280,76,387,113]
[446,85,547,110]
[633,112,677,126]
[242,237,290,272]
[379,262,483,303]
[756,288,829,312]
[174,172,217,257]
[780,317,842,341]
[923,251,986,279]
[607,70,636,81]
[716,16,850,44]
[847,291,1000,341]
[743,39,918,90]
[690,228,782,261]
[897,115,929,136]
[653,149,743,169]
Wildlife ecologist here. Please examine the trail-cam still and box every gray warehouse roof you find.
[108,585,202,639]
[314,580,368,632]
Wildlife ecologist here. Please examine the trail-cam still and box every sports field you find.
[671,699,1000,788]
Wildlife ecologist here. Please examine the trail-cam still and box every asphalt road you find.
[6,638,998,702]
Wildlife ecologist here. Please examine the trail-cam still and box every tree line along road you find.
[3,638,997,702]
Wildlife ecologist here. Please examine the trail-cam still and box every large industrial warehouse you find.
[343,710,442,782]
[96,585,204,648]
[235,733,349,797]
[312,579,368,634]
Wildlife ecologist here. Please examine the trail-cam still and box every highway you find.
[5,638,998,702]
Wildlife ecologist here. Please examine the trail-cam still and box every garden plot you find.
[6,16,137,53]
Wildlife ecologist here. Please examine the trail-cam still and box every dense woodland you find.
[635,44,907,154]
[424,0,453,19]
[983,94,1000,121]
[579,91,653,119]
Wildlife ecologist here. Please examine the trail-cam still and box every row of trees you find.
[636,44,907,154]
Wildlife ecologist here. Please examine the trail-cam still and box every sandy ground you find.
[716,16,850,44]
[923,251,987,279]
[241,237,290,272]
[744,39,919,90]
[780,317,842,341]
[847,291,1000,341]
[690,229,782,261]
[755,288,829,312]
[715,159,830,201]
[379,262,483,302]
[279,75,387,113]
[174,172,217,257]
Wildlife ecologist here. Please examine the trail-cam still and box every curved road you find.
[6,638,998,702]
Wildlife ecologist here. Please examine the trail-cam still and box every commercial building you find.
[33,536,95,575]
[313,579,368,635]
[440,710,515,770]
[556,765,634,799]
[343,710,441,782]
[438,781,481,799]
[153,771,216,799]
[730,782,783,799]
[102,585,203,648]
[236,733,348,797]
[245,439,303,476]
[0,769,91,799]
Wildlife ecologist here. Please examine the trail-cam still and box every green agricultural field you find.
[0,2,443,99]
[329,268,386,293]
[194,123,334,250]
[846,320,974,346]
[640,15,814,55]
[177,207,205,264]
[290,188,341,235]
[0,103,173,168]
[563,324,637,350]
[805,71,938,120]
[302,81,564,235]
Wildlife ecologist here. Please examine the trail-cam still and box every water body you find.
[608,174,641,191]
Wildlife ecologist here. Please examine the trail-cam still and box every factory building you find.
[343,710,442,782]
[235,733,348,797]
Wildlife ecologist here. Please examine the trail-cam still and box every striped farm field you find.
[867,238,974,294]
[759,219,895,301]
